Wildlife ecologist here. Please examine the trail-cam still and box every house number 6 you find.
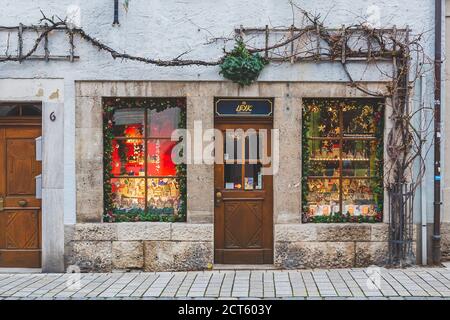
[50,111,56,122]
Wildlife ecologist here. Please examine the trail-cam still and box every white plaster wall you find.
[0,0,438,224]
[0,0,436,80]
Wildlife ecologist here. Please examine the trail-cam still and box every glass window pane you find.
[305,178,340,218]
[147,107,180,137]
[147,178,180,214]
[244,163,263,190]
[112,108,145,137]
[304,103,340,137]
[111,178,145,210]
[342,160,370,177]
[111,139,145,176]
[245,131,259,161]
[342,179,377,216]
[342,140,378,177]
[224,164,242,189]
[309,139,341,160]
[308,139,341,177]
[343,104,376,137]
[147,139,177,176]
[0,106,20,116]
[342,140,374,160]
[309,160,340,177]
[21,104,42,116]
[224,131,243,162]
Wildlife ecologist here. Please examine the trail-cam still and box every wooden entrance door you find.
[214,121,273,264]
[0,119,42,268]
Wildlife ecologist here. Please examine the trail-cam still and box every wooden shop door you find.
[0,107,42,268]
[214,120,273,264]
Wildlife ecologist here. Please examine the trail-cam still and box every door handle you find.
[0,197,3,211]
[215,191,223,207]
[18,200,28,207]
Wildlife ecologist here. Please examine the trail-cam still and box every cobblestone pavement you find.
[1,266,450,300]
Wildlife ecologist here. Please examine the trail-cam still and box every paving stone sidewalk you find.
[1,266,450,300]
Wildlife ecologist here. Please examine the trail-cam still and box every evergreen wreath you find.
[219,40,268,86]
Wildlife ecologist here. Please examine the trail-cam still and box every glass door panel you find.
[244,163,263,190]
[224,164,242,189]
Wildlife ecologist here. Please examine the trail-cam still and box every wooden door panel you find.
[0,124,42,268]
[0,251,41,268]
[5,127,40,138]
[1,210,40,249]
[3,198,41,208]
[222,250,264,264]
[7,139,37,195]
[224,200,263,249]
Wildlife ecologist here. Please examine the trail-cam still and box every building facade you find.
[0,0,449,272]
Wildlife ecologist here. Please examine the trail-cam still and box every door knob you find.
[18,200,28,207]
[215,191,222,207]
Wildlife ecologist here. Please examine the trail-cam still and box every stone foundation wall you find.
[65,223,213,272]
[65,222,409,272]
[274,223,396,269]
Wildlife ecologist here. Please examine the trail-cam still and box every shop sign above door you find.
[215,98,273,117]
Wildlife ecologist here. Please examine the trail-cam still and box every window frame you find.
[302,98,384,223]
[0,102,42,118]
[103,97,187,222]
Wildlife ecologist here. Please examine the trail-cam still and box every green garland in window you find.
[302,99,384,223]
[176,105,187,222]
[309,213,379,223]
[103,104,115,222]
[372,102,384,220]
[102,97,187,223]
[301,104,311,223]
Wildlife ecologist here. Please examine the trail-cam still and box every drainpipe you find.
[113,0,120,25]
[420,75,428,265]
[433,0,442,265]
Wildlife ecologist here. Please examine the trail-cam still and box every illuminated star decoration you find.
[318,125,325,132]
[311,105,319,113]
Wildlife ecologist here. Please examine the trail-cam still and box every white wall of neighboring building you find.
[0,0,438,225]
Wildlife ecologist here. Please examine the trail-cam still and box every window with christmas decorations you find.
[103,98,186,223]
[302,99,384,223]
